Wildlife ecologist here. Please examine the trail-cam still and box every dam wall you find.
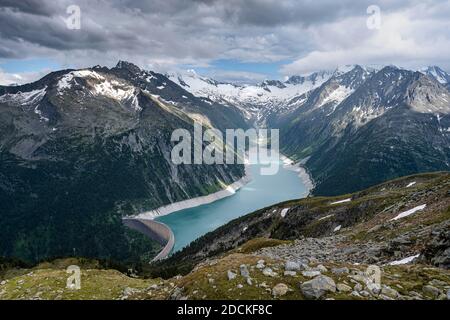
[123,218,175,262]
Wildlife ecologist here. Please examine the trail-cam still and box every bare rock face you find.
[275,65,450,197]
[422,227,450,269]
[0,62,247,264]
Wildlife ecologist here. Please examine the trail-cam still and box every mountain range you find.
[1,60,449,263]
[170,64,450,195]
[0,61,247,263]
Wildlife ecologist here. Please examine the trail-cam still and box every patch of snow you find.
[318,214,334,221]
[92,80,135,101]
[390,204,426,221]
[156,85,165,90]
[330,198,352,205]
[73,70,104,80]
[406,181,416,188]
[57,69,139,104]
[57,73,74,93]
[280,208,289,218]
[0,87,47,105]
[57,70,105,94]
[388,254,420,265]
[166,68,334,121]
[128,94,142,111]
[333,225,342,232]
[319,85,354,110]
[34,104,49,122]
[334,64,357,75]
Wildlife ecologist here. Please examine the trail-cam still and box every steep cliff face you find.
[0,63,247,263]
[170,64,450,197]
[271,66,450,196]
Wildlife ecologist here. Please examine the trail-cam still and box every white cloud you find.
[1,0,449,81]
[0,69,48,85]
[281,2,450,75]
[206,70,268,84]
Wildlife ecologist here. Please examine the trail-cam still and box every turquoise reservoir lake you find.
[155,158,310,252]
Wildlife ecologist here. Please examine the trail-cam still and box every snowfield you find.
[390,204,427,221]
[388,254,420,265]
[0,87,47,105]
[330,198,352,205]
[280,208,290,218]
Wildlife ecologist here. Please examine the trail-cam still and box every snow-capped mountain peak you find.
[166,67,343,125]
[419,66,450,84]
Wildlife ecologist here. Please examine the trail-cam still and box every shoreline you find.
[130,164,252,220]
[122,165,252,262]
[280,155,315,194]
[123,155,313,262]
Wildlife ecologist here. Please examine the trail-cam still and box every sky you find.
[0,0,449,85]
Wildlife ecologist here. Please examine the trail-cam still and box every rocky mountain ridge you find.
[0,61,247,263]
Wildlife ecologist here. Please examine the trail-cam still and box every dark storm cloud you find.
[0,0,412,54]
[0,0,61,16]
[0,8,107,52]
[0,0,448,81]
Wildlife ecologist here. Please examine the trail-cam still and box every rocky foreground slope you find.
[1,172,449,300]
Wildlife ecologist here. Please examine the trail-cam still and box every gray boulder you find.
[272,283,289,297]
[302,270,321,278]
[336,283,352,292]
[423,285,440,298]
[381,285,399,299]
[366,283,381,295]
[227,270,237,281]
[240,264,250,278]
[285,261,300,271]
[331,267,349,275]
[262,268,278,277]
[314,264,328,273]
[300,275,336,299]
[256,260,265,269]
